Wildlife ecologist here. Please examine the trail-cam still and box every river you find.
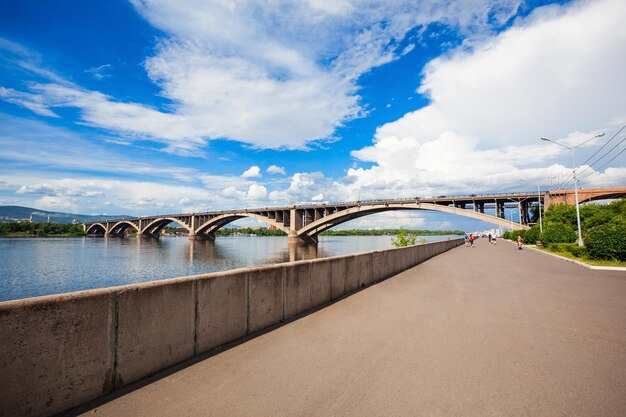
[0,235,459,302]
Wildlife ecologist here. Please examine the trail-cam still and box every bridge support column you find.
[188,233,215,241]
[137,232,159,239]
[496,202,504,219]
[288,208,309,245]
[288,234,318,245]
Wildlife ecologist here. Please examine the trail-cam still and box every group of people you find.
[464,232,524,249]
[464,233,499,247]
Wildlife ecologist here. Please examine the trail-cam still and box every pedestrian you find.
[517,235,523,250]
[465,234,469,247]
[492,234,497,245]
[469,234,474,247]
[488,233,492,244]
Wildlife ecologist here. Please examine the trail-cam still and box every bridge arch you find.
[109,220,139,235]
[580,191,626,204]
[196,212,291,236]
[85,223,107,235]
[142,217,193,236]
[296,202,527,240]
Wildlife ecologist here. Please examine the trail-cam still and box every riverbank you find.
[0,232,84,238]
[214,228,465,237]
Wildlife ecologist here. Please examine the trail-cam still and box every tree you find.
[391,228,416,247]
[585,221,626,261]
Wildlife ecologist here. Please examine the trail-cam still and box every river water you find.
[0,235,458,302]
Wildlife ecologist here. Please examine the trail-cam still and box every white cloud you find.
[0,114,199,179]
[241,166,262,178]
[267,165,286,175]
[247,184,268,199]
[2,1,523,152]
[17,184,57,196]
[221,186,246,200]
[376,0,626,148]
[348,0,626,195]
[85,64,112,80]
[340,212,427,229]
[0,87,59,117]
[1,172,273,215]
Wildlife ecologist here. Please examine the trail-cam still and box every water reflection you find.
[0,234,456,301]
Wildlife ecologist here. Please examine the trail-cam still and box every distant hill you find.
[0,206,130,224]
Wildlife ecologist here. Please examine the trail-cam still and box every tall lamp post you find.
[540,133,605,246]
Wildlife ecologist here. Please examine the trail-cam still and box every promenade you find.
[74,239,626,417]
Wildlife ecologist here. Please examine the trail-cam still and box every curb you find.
[502,239,626,271]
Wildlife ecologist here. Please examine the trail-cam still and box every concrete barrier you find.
[115,279,196,387]
[0,290,114,417]
[196,270,248,353]
[310,258,332,306]
[330,257,347,300]
[0,238,463,417]
[247,265,284,333]
[285,262,311,319]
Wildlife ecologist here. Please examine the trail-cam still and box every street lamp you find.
[540,133,605,246]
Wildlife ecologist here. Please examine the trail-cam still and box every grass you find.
[507,240,626,267]
[537,247,626,267]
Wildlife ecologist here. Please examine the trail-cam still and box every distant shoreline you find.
[1,223,465,238]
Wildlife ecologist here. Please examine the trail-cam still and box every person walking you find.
[492,234,497,245]
[469,234,474,247]
[488,233,492,244]
[465,234,469,247]
[517,235,523,250]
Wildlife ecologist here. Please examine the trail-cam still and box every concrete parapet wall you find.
[0,238,463,417]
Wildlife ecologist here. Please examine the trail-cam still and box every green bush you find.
[391,229,416,247]
[523,225,540,244]
[569,245,588,258]
[544,204,577,226]
[539,223,577,244]
[585,222,626,261]
[503,229,525,241]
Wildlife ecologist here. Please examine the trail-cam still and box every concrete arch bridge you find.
[84,187,625,245]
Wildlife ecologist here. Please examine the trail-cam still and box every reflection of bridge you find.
[84,187,626,244]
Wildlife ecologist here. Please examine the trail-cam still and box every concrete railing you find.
[0,239,463,417]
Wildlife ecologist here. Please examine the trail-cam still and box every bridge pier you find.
[288,234,318,245]
[137,232,160,239]
[188,233,215,241]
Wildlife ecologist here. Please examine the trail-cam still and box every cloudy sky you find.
[0,0,625,230]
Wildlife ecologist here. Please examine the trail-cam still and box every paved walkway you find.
[74,239,626,417]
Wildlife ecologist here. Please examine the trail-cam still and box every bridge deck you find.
[76,241,626,416]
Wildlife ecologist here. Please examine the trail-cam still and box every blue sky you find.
[0,0,625,231]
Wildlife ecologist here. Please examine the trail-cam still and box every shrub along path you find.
[76,238,626,417]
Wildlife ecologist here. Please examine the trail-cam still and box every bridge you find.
[83,187,626,244]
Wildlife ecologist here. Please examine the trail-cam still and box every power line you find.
[576,134,626,178]
[552,124,626,190]
[578,144,626,183]
[578,123,626,168]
